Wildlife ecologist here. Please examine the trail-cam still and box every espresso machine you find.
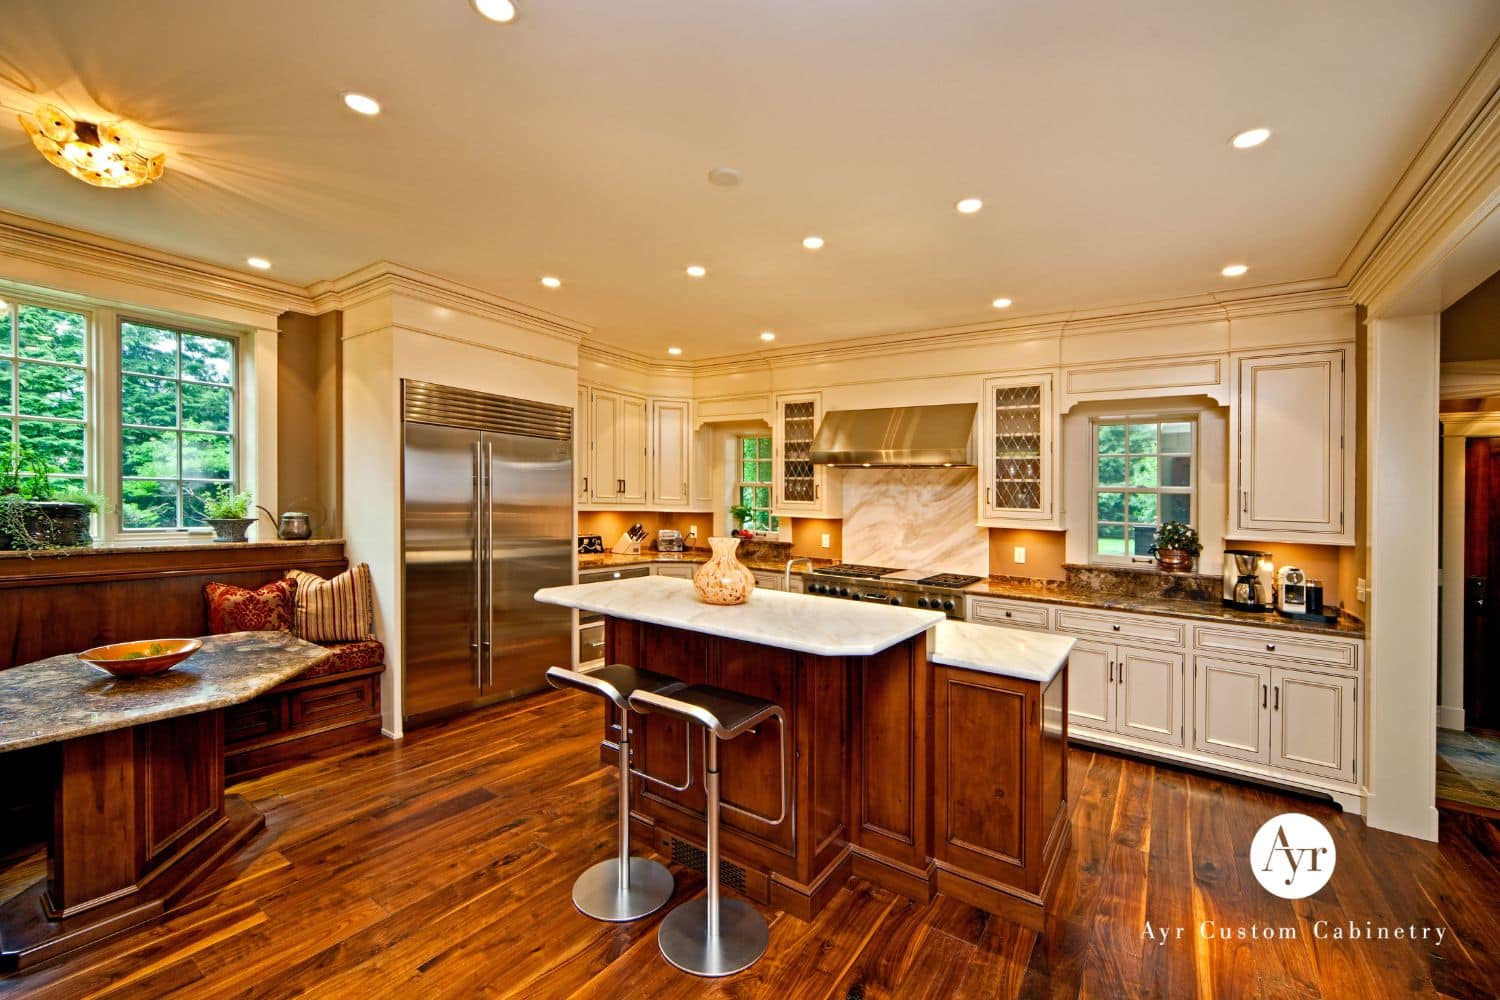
[1223,549,1274,612]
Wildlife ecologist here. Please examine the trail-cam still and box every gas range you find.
[805,564,983,619]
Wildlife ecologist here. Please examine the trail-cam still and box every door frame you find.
[1439,413,1500,732]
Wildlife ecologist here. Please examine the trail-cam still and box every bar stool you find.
[545,663,685,922]
[627,684,787,978]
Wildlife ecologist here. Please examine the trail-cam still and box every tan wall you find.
[276,310,342,537]
[988,529,1068,580]
[1440,268,1500,362]
[789,517,842,559]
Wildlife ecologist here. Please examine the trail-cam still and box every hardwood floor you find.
[1436,728,1500,818]
[2,689,1498,998]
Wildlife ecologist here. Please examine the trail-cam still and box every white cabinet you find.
[979,374,1060,528]
[1194,657,1271,764]
[1066,640,1116,733]
[618,395,648,503]
[575,384,591,504]
[1231,347,1352,543]
[588,389,621,504]
[773,392,840,517]
[651,563,695,579]
[1068,641,1184,747]
[650,400,691,507]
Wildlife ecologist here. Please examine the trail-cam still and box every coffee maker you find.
[1223,549,1274,612]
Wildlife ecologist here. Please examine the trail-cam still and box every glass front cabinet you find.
[979,373,1061,527]
[772,391,840,517]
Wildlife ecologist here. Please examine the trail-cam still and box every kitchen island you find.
[535,576,1073,929]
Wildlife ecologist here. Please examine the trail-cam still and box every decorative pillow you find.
[203,579,298,634]
[285,564,376,642]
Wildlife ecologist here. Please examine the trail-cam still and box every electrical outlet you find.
[1356,578,1368,602]
[1013,546,1026,565]
[821,533,831,549]
[689,524,698,537]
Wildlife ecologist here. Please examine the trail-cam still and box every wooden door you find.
[1270,667,1357,783]
[650,400,690,506]
[588,389,620,503]
[1237,350,1345,536]
[1066,640,1115,733]
[1115,647,1184,747]
[1193,657,1270,763]
[618,395,648,503]
[1465,438,1500,733]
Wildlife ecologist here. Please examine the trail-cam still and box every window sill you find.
[0,537,342,561]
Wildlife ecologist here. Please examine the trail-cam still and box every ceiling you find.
[1,1,1497,360]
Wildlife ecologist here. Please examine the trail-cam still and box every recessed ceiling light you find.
[1231,128,1271,149]
[991,297,1012,309]
[246,257,271,270]
[667,346,683,356]
[760,331,776,342]
[1221,264,1249,277]
[472,0,517,22]
[956,198,983,214]
[685,265,707,278]
[540,275,561,288]
[707,166,742,188]
[802,236,824,250]
[343,93,381,116]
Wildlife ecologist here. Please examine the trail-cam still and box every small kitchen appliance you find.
[657,529,684,552]
[1222,549,1274,612]
[1276,566,1308,615]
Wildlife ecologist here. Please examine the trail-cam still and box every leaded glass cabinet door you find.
[981,374,1057,524]
[772,392,838,515]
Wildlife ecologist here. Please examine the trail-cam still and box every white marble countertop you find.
[927,620,1075,683]
[535,576,944,657]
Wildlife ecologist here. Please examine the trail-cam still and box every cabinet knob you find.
[1266,643,1276,652]
[1112,624,1121,632]
[1004,611,1012,618]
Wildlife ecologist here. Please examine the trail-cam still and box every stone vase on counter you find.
[692,536,756,606]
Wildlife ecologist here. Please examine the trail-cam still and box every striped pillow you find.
[285,564,376,642]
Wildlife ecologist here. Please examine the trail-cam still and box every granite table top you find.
[928,621,1076,683]
[0,632,332,753]
[536,575,944,657]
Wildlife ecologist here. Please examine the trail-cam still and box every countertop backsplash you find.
[841,468,988,576]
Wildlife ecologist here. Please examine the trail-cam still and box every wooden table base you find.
[0,710,264,972]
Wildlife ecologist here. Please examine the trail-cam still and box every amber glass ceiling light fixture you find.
[18,104,165,189]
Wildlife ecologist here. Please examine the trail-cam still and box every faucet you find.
[785,557,815,591]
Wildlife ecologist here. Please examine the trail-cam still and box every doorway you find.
[1465,438,1499,734]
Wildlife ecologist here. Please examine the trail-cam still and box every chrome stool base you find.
[657,897,769,977]
[571,856,676,922]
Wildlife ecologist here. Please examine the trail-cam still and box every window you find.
[119,320,237,529]
[735,436,778,532]
[1,302,88,493]
[1092,417,1194,562]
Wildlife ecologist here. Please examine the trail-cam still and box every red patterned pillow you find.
[203,579,298,634]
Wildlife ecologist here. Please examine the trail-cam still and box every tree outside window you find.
[734,436,778,532]
[1093,418,1194,561]
[1,302,88,493]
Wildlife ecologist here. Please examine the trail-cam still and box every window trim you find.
[1089,413,1197,566]
[733,434,778,535]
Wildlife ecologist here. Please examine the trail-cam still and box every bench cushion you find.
[204,578,298,634]
[300,639,385,680]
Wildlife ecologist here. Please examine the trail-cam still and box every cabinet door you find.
[575,384,591,504]
[1115,647,1184,747]
[650,400,690,506]
[775,393,821,510]
[1193,657,1270,763]
[1270,667,1357,783]
[588,389,620,503]
[1066,640,1115,733]
[618,394,648,503]
[752,570,784,592]
[981,374,1054,523]
[1236,350,1345,536]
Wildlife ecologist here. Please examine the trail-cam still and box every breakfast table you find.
[0,631,330,971]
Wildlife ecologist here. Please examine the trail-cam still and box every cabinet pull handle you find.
[1118,661,1124,681]
[583,475,588,493]
[1266,643,1276,652]
[1262,684,1268,708]
[1273,686,1280,711]
[1241,490,1249,513]
[1108,661,1114,683]
[986,487,992,506]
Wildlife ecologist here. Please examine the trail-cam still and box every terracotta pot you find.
[692,536,756,605]
[1155,548,1194,573]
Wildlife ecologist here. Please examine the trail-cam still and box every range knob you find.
[942,599,956,612]
[850,592,863,601]
[889,597,902,607]
[838,587,850,597]
[808,582,822,594]
[916,596,929,609]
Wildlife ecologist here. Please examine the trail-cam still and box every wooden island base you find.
[603,618,1069,931]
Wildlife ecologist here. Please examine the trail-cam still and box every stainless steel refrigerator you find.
[401,380,573,726]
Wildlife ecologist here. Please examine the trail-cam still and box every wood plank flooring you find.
[1436,728,1500,818]
[2,689,1498,998]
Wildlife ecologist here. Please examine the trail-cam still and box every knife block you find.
[611,533,642,555]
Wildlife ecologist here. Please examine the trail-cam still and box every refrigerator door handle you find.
[472,441,484,688]
[483,439,495,688]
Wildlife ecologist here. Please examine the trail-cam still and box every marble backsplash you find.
[840,468,989,576]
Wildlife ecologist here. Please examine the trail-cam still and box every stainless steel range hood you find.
[810,402,977,467]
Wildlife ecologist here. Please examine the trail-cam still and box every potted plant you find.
[0,443,97,552]
[1150,521,1201,573]
[200,486,256,543]
[728,503,757,539]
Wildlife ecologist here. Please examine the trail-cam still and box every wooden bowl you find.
[78,638,203,678]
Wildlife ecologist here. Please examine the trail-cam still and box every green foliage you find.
[0,441,56,500]
[1151,521,1202,556]
[199,485,252,520]
[729,503,755,528]
[49,486,110,513]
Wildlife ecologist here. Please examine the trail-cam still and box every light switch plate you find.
[1013,546,1026,564]
[1356,577,1368,602]
[821,533,831,549]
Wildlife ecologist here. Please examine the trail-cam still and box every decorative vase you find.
[1155,548,1194,573]
[206,517,256,543]
[692,536,756,606]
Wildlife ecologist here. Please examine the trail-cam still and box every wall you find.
[276,310,343,537]
[1440,268,1500,361]
[988,529,1068,580]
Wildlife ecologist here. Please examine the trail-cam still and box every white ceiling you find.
[1,1,1497,359]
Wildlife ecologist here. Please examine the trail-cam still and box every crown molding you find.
[1440,360,1500,399]
[1342,36,1500,308]
[577,340,693,376]
[0,209,317,322]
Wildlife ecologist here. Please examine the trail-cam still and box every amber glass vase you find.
[692,536,756,605]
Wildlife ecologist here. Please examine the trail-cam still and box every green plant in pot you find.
[199,486,256,543]
[728,503,757,539]
[0,443,98,552]
[1150,521,1201,573]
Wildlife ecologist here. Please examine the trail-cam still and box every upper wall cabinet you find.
[578,384,710,511]
[1229,347,1353,544]
[979,374,1062,529]
[773,392,841,517]
[650,399,690,507]
[585,386,648,505]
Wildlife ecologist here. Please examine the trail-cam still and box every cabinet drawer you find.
[1194,626,1356,671]
[290,677,377,729]
[1054,608,1184,647]
[651,564,696,579]
[967,597,1051,631]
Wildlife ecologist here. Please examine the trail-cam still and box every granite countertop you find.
[536,576,943,657]
[0,632,332,753]
[578,552,837,574]
[928,621,1076,683]
[964,577,1366,638]
[0,538,341,561]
